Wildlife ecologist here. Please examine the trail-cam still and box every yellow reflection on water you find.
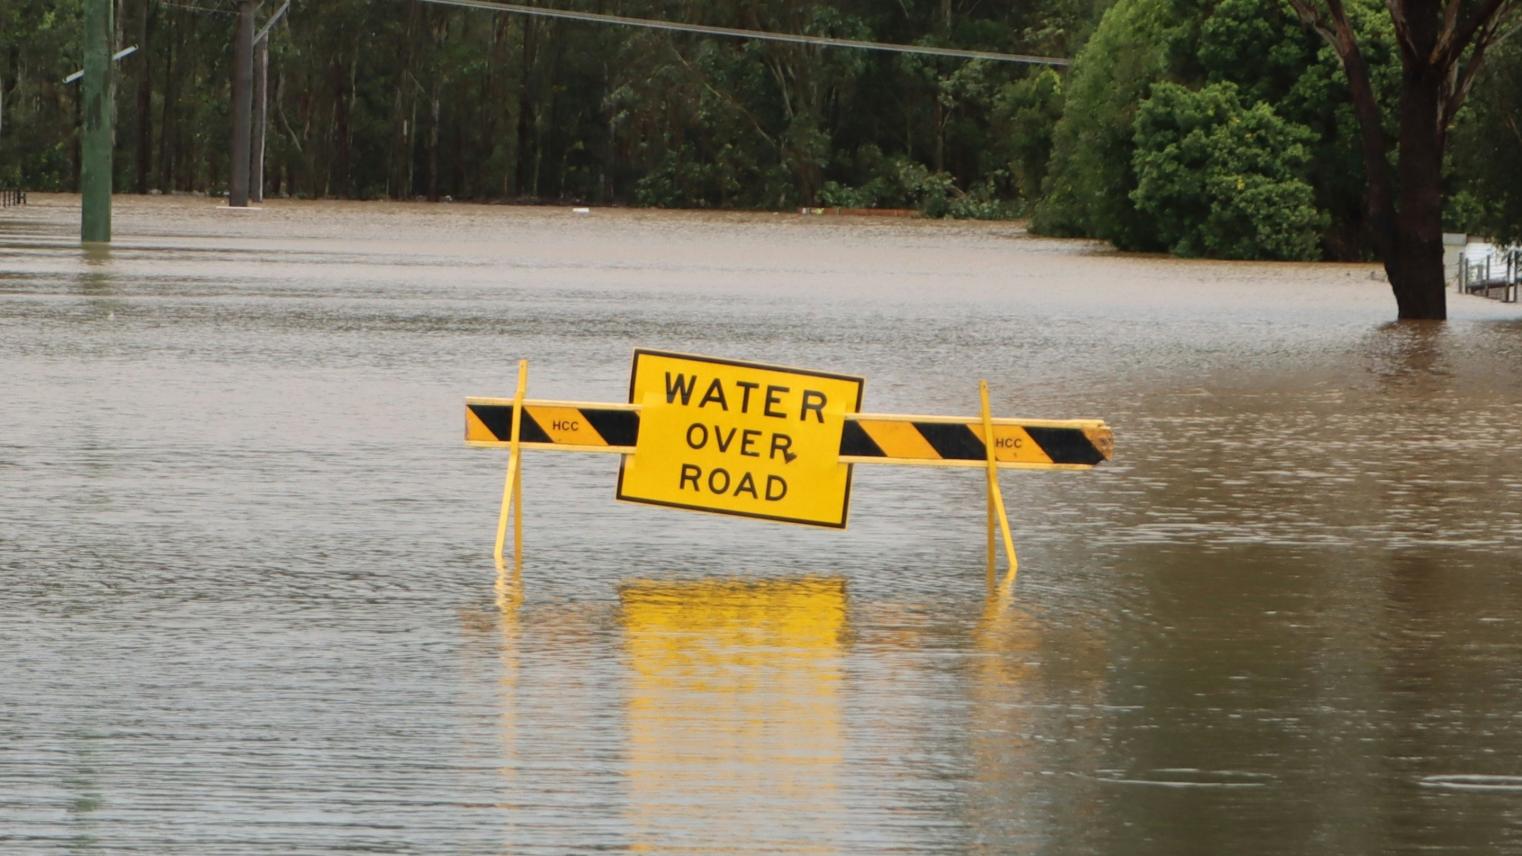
[621,577,847,854]
[970,585,1107,846]
[454,564,525,826]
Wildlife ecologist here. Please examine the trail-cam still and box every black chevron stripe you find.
[913,422,985,461]
[468,403,550,443]
[839,421,886,457]
[583,409,640,447]
[1024,426,1103,466]
[518,411,551,444]
[469,403,512,442]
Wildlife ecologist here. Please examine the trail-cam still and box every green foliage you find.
[0,0,84,189]
[820,157,1020,219]
[1131,82,1324,259]
[0,0,1095,218]
[1031,0,1197,248]
[946,174,1024,219]
[8,0,1507,264]
[1032,0,1399,260]
[1448,40,1522,245]
[816,151,952,214]
[992,68,1063,200]
[1267,0,1398,258]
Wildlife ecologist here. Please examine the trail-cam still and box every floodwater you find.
[3,194,1521,854]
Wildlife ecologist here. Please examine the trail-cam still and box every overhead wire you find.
[159,1,236,15]
[155,0,1071,66]
[415,0,1072,66]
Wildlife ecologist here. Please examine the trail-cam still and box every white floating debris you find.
[1419,775,1522,792]
[572,207,591,215]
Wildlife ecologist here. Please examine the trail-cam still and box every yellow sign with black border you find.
[615,350,864,527]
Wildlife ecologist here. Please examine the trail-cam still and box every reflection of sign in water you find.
[617,351,864,527]
[621,577,846,850]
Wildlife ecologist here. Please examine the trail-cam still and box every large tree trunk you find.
[1387,68,1448,320]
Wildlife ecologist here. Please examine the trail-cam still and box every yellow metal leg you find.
[512,450,524,572]
[493,360,528,572]
[494,516,523,612]
[979,380,1019,589]
[986,479,997,590]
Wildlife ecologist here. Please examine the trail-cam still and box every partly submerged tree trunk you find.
[1389,67,1448,319]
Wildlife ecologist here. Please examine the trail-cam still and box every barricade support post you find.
[493,360,528,573]
[979,381,1019,589]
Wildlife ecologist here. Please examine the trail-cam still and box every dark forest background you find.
[2,0,1519,259]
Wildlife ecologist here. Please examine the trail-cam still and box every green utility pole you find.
[80,0,114,243]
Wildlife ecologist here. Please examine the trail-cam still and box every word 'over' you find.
[677,422,797,500]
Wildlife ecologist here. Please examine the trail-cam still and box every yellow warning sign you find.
[616,350,864,527]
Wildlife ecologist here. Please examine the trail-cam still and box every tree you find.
[992,68,1064,202]
[1032,0,1397,257]
[1449,37,1522,244]
[1131,81,1325,260]
[1284,0,1522,319]
[1031,0,1191,249]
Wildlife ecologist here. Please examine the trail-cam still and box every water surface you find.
[3,195,1521,853]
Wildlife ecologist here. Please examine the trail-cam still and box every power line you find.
[416,0,1072,67]
[160,1,235,15]
[255,0,292,43]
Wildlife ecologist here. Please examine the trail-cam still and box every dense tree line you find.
[1,0,1517,260]
[0,0,1098,212]
[1035,0,1521,265]
[1031,0,1518,318]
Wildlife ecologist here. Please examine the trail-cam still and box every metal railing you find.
[1457,246,1520,303]
[0,187,25,208]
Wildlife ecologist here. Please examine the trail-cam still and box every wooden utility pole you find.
[81,0,114,242]
[252,36,268,203]
[241,0,288,205]
[229,0,257,207]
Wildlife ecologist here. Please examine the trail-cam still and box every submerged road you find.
[3,195,1521,853]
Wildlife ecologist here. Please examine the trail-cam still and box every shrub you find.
[1130,82,1325,260]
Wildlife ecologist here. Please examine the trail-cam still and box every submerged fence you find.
[1457,245,1520,303]
[0,187,25,208]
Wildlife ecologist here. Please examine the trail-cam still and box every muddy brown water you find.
[3,195,1522,854]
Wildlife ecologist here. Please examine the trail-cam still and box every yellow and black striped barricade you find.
[839,414,1112,470]
[468,352,1112,591]
[466,400,1112,470]
[466,399,641,454]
